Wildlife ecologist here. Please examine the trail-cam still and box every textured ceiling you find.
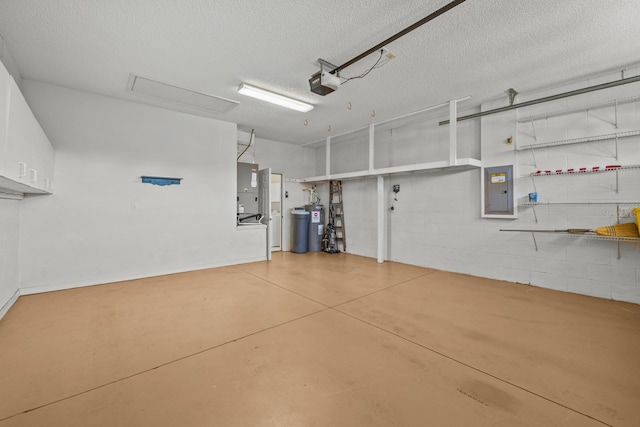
[0,0,639,144]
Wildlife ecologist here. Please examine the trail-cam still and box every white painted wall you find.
[237,131,315,180]
[0,199,20,316]
[17,81,265,294]
[340,72,640,304]
[0,36,22,86]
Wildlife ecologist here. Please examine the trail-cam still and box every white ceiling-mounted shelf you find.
[373,158,482,176]
[297,158,481,183]
[295,97,480,184]
[516,94,640,123]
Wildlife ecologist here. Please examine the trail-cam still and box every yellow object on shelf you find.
[633,207,640,233]
[594,222,640,238]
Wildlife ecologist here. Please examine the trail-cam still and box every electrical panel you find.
[484,165,514,215]
[237,162,259,215]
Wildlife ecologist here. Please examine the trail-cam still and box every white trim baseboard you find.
[0,288,21,320]
[18,256,267,296]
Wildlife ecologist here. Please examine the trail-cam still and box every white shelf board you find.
[297,158,482,183]
[297,175,329,183]
[327,170,374,181]
[0,175,50,195]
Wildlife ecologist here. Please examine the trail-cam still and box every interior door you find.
[258,168,272,261]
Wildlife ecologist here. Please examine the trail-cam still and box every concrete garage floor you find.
[0,252,638,426]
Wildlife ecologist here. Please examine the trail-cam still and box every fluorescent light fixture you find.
[238,83,313,112]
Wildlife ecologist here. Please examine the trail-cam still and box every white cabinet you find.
[0,63,54,195]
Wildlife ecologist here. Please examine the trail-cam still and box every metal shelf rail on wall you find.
[500,228,640,258]
[515,93,640,167]
[515,201,640,255]
[500,74,640,259]
[522,166,640,223]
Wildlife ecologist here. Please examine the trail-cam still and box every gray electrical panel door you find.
[484,165,514,215]
[258,168,271,260]
[258,168,271,220]
[237,162,259,215]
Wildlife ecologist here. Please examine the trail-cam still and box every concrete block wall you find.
[507,68,640,302]
[341,178,378,258]
[338,68,640,304]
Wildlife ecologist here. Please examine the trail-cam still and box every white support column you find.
[325,136,331,177]
[368,123,375,173]
[377,175,385,263]
[449,99,458,166]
